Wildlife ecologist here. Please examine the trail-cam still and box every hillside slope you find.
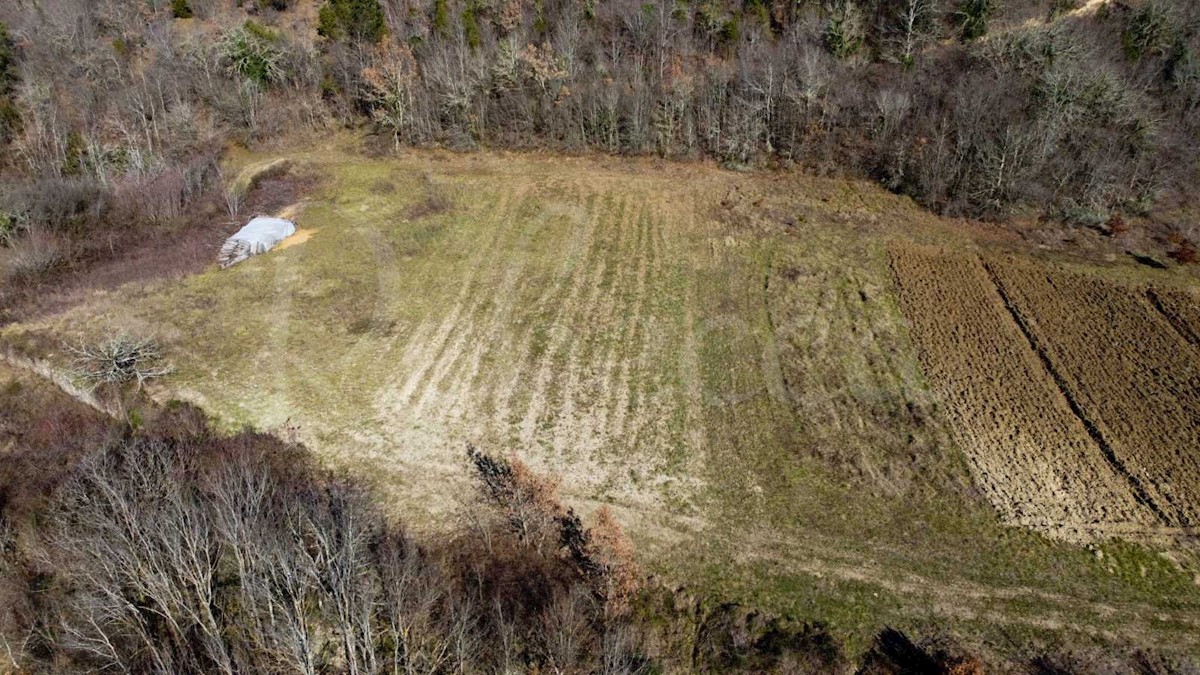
[5,142,1200,656]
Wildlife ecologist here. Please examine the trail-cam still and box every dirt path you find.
[728,524,1200,650]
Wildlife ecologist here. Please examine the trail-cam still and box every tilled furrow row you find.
[889,245,1155,539]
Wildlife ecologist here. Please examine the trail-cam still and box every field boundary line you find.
[979,259,1172,526]
[0,347,123,418]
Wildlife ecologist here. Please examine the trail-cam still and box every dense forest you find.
[1,0,1199,285]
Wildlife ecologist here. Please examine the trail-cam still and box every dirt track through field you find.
[889,245,1158,540]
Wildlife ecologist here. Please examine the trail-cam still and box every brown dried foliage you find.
[585,506,641,617]
[1168,239,1198,264]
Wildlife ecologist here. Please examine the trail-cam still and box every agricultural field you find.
[5,141,1200,656]
[888,246,1157,540]
[984,256,1200,529]
[1147,286,1200,352]
[891,245,1200,542]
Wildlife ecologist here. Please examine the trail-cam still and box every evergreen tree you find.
[317,0,386,43]
[0,22,18,97]
[170,0,194,19]
[432,0,451,38]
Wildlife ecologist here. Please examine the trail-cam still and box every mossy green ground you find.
[6,140,1199,658]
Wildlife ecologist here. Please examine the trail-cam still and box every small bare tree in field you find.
[69,334,172,393]
[361,41,421,149]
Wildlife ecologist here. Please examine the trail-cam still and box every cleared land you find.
[985,256,1200,528]
[5,143,1200,655]
[892,245,1200,540]
[889,245,1156,540]
[1147,286,1200,352]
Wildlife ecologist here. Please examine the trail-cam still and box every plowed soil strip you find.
[1146,287,1200,352]
[986,257,1200,528]
[980,261,1170,525]
[889,245,1152,538]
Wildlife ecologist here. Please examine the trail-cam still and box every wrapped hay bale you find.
[218,216,296,268]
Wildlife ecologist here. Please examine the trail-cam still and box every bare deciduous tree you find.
[69,334,172,393]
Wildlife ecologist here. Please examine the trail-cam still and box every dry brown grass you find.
[404,172,454,220]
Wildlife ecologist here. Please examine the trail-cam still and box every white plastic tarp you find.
[219,216,296,268]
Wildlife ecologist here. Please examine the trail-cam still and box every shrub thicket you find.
[219,20,288,86]
[0,396,854,673]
